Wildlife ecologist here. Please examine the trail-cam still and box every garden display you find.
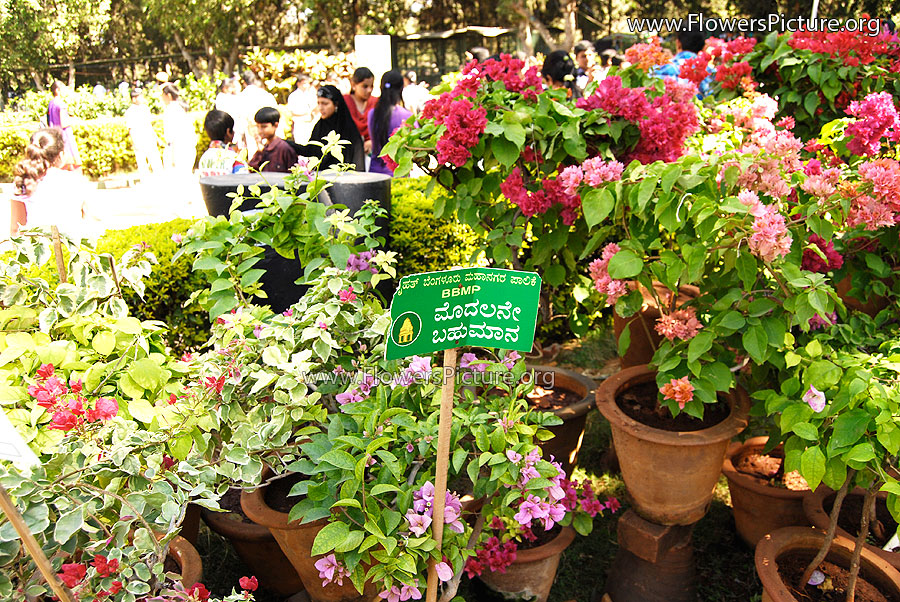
[2,24,900,602]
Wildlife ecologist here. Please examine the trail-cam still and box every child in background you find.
[198,110,247,177]
[248,107,298,173]
[343,67,377,154]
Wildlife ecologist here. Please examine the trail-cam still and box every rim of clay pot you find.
[512,526,576,564]
[240,467,327,531]
[755,526,900,600]
[803,487,897,566]
[595,364,750,447]
[200,503,274,542]
[168,535,203,587]
[722,436,812,501]
[525,364,596,420]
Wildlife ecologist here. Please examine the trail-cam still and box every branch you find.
[438,511,486,602]
[846,485,877,602]
[799,469,856,588]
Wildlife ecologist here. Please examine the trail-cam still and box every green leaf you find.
[660,164,682,194]
[492,138,519,168]
[91,331,116,356]
[792,422,818,441]
[129,358,164,390]
[687,331,713,364]
[617,324,631,358]
[800,446,826,491]
[606,250,643,279]
[53,508,83,544]
[334,529,365,553]
[804,360,841,391]
[544,264,565,286]
[311,521,350,555]
[742,325,768,364]
[582,188,615,228]
[735,252,758,290]
[635,177,657,212]
[845,442,875,463]
[127,398,156,424]
[452,448,467,473]
[830,409,870,449]
[320,450,357,471]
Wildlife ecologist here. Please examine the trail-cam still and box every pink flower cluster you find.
[660,376,694,409]
[624,37,673,71]
[56,556,122,598]
[845,92,900,156]
[464,536,518,577]
[378,582,423,602]
[335,372,376,406]
[315,553,351,587]
[588,243,629,305]
[746,198,793,263]
[788,26,900,67]
[406,481,465,534]
[420,92,488,167]
[393,355,432,388]
[801,164,842,200]
[508,451,568,530]
[581,157,625,187]
[679,52,712,86]
[339,287,357,303]
[707,37,757,92]
[576,77,699,164]
[654,307,704,342]
[461,54,543,99]
[847,158,900,230]
[27,364,118,432]
[809,312,838,331]
[735,129,803,199]
[346,251,377,274]
[801,234,844,273]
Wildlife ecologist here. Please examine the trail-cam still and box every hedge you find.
[0,114,209,180]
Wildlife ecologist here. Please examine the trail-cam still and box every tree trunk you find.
[562,0,579,51]
[31,71,45,92]
[225,43,240,76]
[517,20,535,57]
[321,13,339,53]
[67,60,76,87]
[173,32,200,77]
[510,2,559,51]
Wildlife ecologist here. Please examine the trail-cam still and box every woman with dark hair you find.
[46,80,82,169]
[10,128,88,237]
[368,71,411,176]
[290,85,365,171]
[541,50,581,100]
[343,67,377,153]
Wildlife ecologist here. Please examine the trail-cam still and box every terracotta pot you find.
[201,495,305,596]
[241,469,376,602]
[168,535,203,588]
[836,274,889,317]
[722,437,812,547]
[613,284,700,368]
[526,365,596,476]
[595,364,750,525]
[755,526,900,601]
[804,487,900,572]
[477,526,576,602]
[180,503,201,546]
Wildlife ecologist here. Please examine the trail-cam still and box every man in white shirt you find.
[123,89,163,179]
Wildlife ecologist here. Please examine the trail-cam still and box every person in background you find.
[465,46,490,65]
[239,71,280,154]
[215,77,245,149]
[46,80,82,169]
[573,40,597,93]
[541,50,581,100]
[124,88,163,179]
[657,30,705,79]
[343,67,377,155]
[289,85,364,172]
[10,128,88,238]
[198,110,246,177]
[160,83,198,173]
[248,107,298,173]
[596,48,618,80]
[402,71,430,116]
[287,74,318,144]
[369,71,412,176]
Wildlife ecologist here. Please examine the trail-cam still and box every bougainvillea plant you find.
[383,54,699,335]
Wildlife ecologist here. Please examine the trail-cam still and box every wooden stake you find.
[0,484,75,602]
[51,226,67,284]
[425,347,458,602]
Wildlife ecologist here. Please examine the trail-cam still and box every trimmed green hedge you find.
[0,114,208,180]
[390,178,483,278]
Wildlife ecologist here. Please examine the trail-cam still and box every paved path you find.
[2,170,209,243]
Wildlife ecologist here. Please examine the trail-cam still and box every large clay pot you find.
[179,503,201,546]
[804,487,900,572]
[168,535,203,588]
[613,284,700,368]
[595,364,750,525]
[836,273,889,317]
[755,527,900,601]
[201,494,305,596]
[722,437,811,547]
[526,365,596,476]
[477,526,576,602]
[241,470,376,602]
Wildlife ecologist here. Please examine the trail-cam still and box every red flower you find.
[239,575,259,591]
[85,397,118,422]
[109,581,123,594]
[57,563,86,588]
[69,378,83,394]
[188,583,211,601]
[48,409,80,431]
[162,455,177,471]
[37,364,55,380]
[679,53,711,86]
[202,375,225,395]
[91,555,119,577]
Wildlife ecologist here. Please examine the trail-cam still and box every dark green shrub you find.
[0,127,30,180]
[389,178,482,277]
[96,219,210,355]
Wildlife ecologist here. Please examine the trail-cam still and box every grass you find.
[192,331,764,601]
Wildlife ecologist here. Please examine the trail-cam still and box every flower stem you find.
[799,468,856,588]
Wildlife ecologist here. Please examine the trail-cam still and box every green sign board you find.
[386,267,542,360]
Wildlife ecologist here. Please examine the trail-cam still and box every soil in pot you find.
[777,551,893,602]
[735,451,810,492]
[827,495,900,551]
[264,473,304,514]
[219,488,255,523]
[164,555,179,575]
[616,381,729,431]
[526,386,581,411]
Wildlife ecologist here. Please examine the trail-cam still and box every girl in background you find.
[160,83,198,173]
[368,70,411,176]
[343,67,377,154]
[46,80,82,169]
[541,50,582,100]
[10,128,88,238]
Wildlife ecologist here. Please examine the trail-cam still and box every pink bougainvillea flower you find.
[654,307,703,341]
[49,409,79,431]
[315,553,350,586]
[501,350,521,370]
[57,563,86,588]
[801,234,843,273]
[239,576,258,592]
[91,555,119,577]
[187,583,210,601]
[435,561,453,582]
[405,510,432,536]
[588,243,629,306]
[338,287,357,303]
[803,386,827,412]
[605,497,621,513]
[660,377,694,409]
[37,363,55,380]
[459,353,486,373]
[86,397,118,422]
